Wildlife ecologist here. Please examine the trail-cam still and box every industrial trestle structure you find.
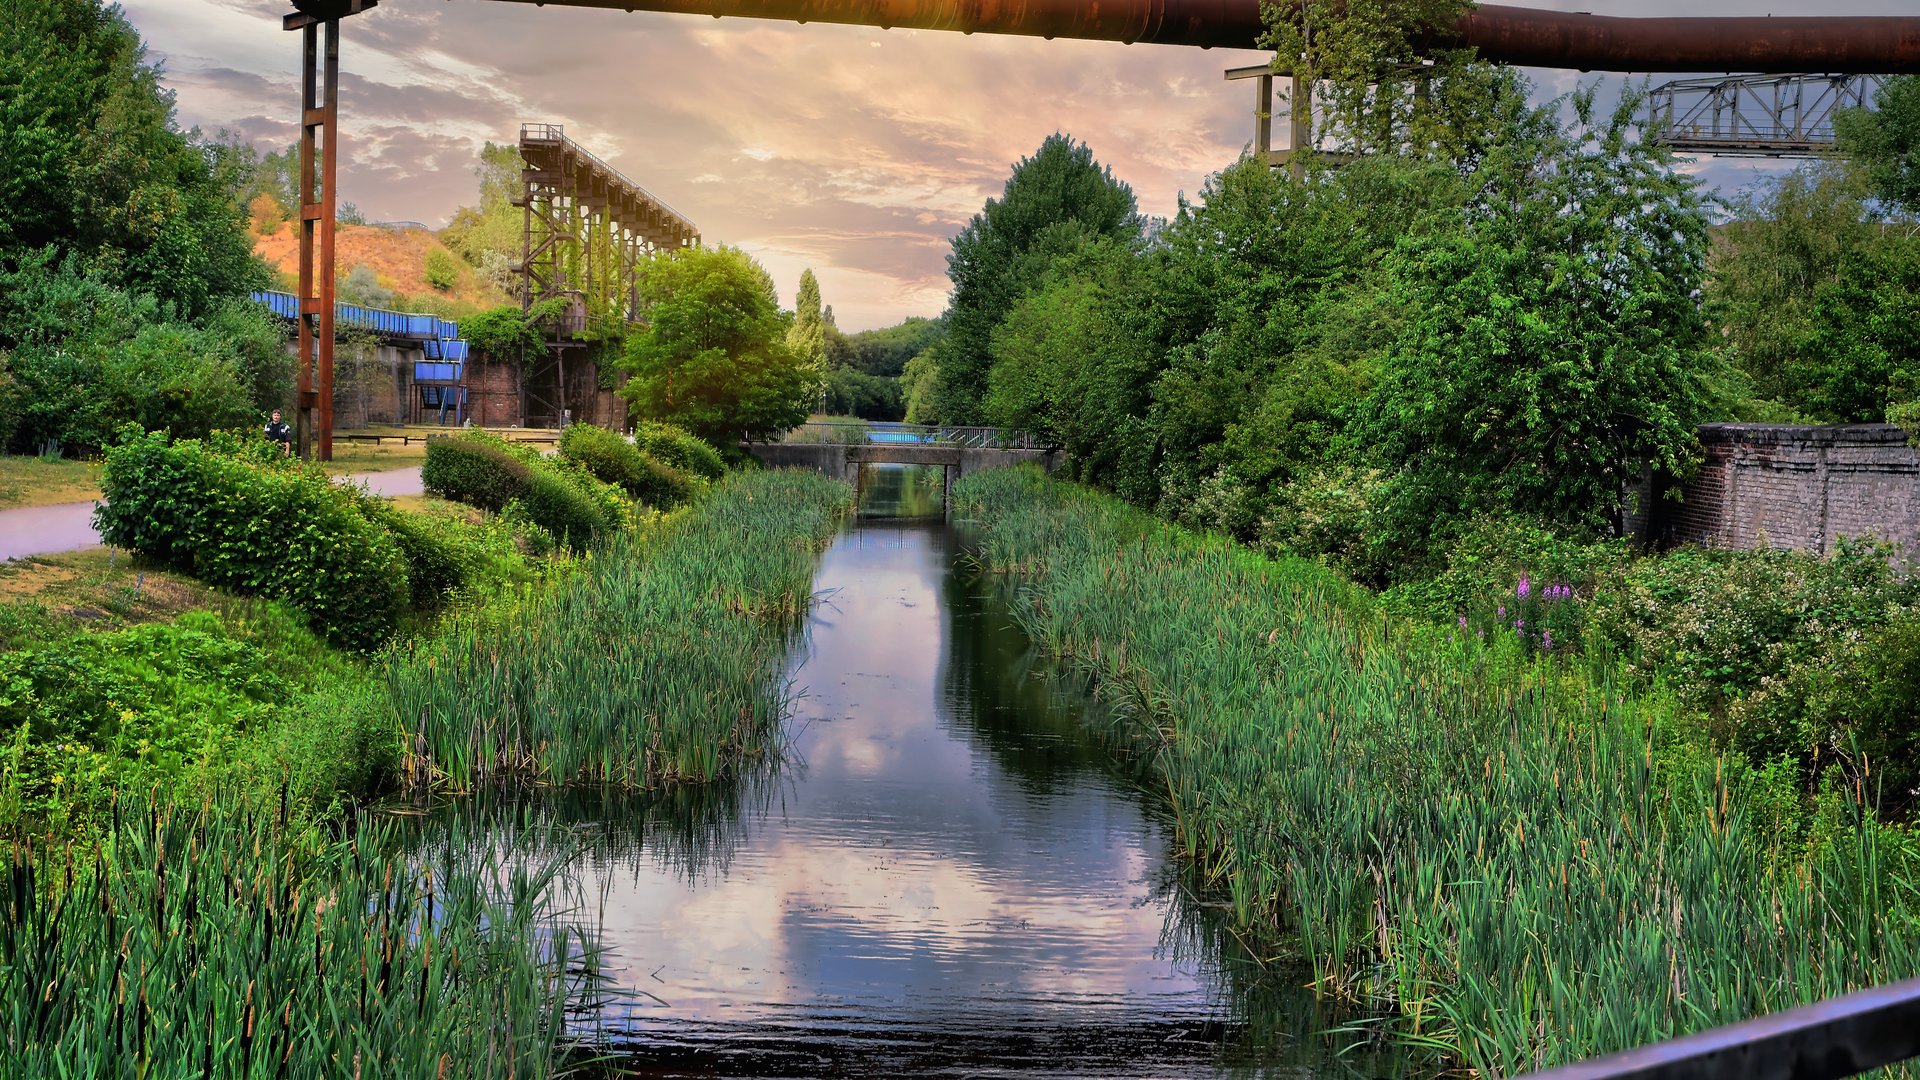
[513,122,699,334]
[1642,73,1886,158]
[511,123,700,428]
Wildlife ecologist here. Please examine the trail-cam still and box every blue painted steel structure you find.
[251,289,471,423]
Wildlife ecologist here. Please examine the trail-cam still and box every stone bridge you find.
[743,423,1062,497]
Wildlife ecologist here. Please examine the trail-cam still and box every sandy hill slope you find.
[254,222,511,316]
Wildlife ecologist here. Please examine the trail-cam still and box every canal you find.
[488,465,1392,1077]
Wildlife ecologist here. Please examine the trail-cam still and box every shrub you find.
[422,435,533,510]
[423,248,460,292]
[518,469,616,549]
[635,421,725,480]
[95,430,409,649]
[558,422,699,508]
[430,430,623,548]
[368,503,477,609]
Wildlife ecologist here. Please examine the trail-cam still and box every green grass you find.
[0,454,102,508]
[952,465,1920,1075]
[389,469,854,790]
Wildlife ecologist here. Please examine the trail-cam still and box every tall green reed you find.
[390,470,853,791]
[952,465,1920,1075]
[2,794,603,1079]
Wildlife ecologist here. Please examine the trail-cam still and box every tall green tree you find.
[930,134,1141,423]
[1836,75,1920,215]
[0,0,264,320]
[1706,163,1919,422]
[787,268,828,373]
[1358,89,1715,548]
[619,246,818,444]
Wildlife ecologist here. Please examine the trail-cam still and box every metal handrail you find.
[1514,976,1920,1080]
[774,421,1052,450]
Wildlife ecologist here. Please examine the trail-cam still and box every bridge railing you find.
[1514,975,1920,1080]
[769,422,1052,450]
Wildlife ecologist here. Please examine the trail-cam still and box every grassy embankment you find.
[3,429,853,1077]
[952,466,1920,1076]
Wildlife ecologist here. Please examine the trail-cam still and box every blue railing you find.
[250,289,468,387]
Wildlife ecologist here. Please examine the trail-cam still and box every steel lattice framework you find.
[508,123,698,426]
[513,123,699,335]
[1644,73,1884,158]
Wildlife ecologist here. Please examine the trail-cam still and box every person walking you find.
[264,410,293,455]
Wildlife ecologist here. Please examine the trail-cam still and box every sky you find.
[123,0,1911,331]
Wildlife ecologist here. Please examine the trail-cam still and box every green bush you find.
[95,430,409,649]
[423,247,460,292]
[421,435,533,511]
[517,469,615,550]
[367,503,477,609]
[428,430,623,548]
[635,421,725,480]
[558,422,699,508]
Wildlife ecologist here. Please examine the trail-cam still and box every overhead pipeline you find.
[475,0,1920,74]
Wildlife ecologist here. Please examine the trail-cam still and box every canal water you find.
[503,465,1393,1077]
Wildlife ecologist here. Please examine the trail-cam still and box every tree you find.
[441,143,526,272]
[1357,88,1715,547]
[1258,0,1507,162]
[0,0,265,319]
[619,246,819,443]
[931,134,1141,423]
[424,248,460,292]
[1836,75,1920,215]
[787,268,828,372]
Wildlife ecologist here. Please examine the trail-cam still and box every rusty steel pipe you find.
[475,0,1920,73]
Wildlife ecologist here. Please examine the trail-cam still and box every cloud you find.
[120,1,1906,328]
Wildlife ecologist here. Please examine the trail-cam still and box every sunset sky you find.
[124,0,1910,330]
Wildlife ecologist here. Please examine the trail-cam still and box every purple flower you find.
[1497,605,1506,618]
[1517,576,1531,599]
[1476,629,1485,639]
[1515,618,1524,630]
[1542,628,1554,650]
[1459,615,1469,629]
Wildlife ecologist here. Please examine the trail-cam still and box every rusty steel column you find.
[296,22,318,462]
[293,19,339,462]
[319,17,339,462]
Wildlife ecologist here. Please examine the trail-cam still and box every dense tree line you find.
[0,0,284,455]
[910,69,1920,584]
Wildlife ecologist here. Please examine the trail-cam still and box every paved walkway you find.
[0,466,425,563]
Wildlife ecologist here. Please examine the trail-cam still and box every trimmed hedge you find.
[96,431,409,649]
[635,421,725,481]
[558,422,700,509]
[423,431,622,548]
[421,436,532,511]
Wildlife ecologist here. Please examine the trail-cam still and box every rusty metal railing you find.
[1513,977,1920,1080]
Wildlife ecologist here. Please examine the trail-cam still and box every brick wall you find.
[1663,424,1920,555]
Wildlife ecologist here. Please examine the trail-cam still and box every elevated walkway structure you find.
[511,122,700,427]
[252,289,472,424]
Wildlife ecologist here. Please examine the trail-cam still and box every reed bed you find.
[2,796,601,1080]
[952,466,1920,1075]
[389,469,853,790]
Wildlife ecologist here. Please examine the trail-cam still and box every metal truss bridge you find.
[1643,72,1885,158]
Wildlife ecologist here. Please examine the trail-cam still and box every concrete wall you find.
[1664,424,1920,555]
[742,442,1062,485]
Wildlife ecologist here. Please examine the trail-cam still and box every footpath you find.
[0,467,425,562]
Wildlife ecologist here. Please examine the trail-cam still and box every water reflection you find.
[465,515,1404,1077]
[858,462,945,519]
